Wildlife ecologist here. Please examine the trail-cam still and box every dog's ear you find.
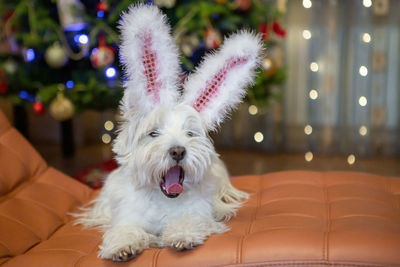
[119,4,180,117]
[181,31,262,131]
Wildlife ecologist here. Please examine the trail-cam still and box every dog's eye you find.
[149,131,160,137]
[187,131,194,137]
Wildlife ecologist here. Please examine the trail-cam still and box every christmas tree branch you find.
[172,6,199,41]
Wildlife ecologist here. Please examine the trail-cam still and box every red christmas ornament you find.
[235,0,251,11]
[96,2,109,12]
[0,70,7,94]
[272,21,286,38]
[259,23,269,41]
[204,28,222,50]
[0,81,7,94]
[33,101,45,116]
[90,34,115,68]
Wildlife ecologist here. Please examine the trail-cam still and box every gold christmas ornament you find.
[154,0,176,8]
[262,57,277,77]
[3,59,17,74]
[50,90,75,121]
[180,34,200,57]
[45,43,68,68]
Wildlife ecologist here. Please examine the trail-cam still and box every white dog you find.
[76,4,262,262]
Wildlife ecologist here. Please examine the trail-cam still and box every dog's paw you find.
[111,246,141,262]
[170,240,196,251]
[99,225,152,261]
[162,227,204,251]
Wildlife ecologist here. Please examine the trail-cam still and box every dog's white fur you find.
[75,4,262,261]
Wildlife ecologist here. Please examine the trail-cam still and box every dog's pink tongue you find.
[164,166,183,194]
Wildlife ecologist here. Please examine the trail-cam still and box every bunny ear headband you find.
[119,4,262,131]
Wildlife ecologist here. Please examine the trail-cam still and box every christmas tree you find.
[0,0,285,121]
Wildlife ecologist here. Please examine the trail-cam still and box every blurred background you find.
[1,0,399,187]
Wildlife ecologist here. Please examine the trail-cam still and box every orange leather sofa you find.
[1,110,400,267]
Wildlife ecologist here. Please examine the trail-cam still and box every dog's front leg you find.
[161,214,228,251]
[99,224,155,261]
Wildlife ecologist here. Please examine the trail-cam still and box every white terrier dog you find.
[76,4,262,262]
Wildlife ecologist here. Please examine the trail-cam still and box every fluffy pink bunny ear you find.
[182,31,263,131]
[119,4,180,117]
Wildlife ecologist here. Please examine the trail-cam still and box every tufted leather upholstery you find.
[1,110,400,266]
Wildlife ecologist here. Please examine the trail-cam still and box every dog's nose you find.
[169,146,186,162]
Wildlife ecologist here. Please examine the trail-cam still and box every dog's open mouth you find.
[160,166,184,198]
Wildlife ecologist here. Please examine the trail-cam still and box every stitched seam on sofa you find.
[0,214,42,241]
[15,218,68,258]
[223,263,392,267]
[14,197,65,222]
[330,197,393,207]
[50,232,101,239]
[258,184,322,192]
[0,239,12,256]
[0,176,6,195]
[259,196,393,207]
[261,198,325,205]
[221,259,396,267]
[326,171,384,180]
[3,198,65,244]
[152,248,162,267]
[36,180,82,205]
[0,167,52,204]
[258,213,321,219]
[30,248,87,254]
[384,178,398,216]
[74,240,102,267]
[237,176,261,264]
[324,172,331,262]
[332,214,398,223]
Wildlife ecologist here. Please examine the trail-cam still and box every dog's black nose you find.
[169,146,186,162]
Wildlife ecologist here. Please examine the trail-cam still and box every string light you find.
[302,30,312,39]
[97,10,105,18]
[362,0,372,8]
[302,0,312,8]
[102,133,111,144]
[362,33,371,43]
[66,80,74,89]
[104,121,114,131]
[19,90,30,101]
[262,58,272,70]
[25,48,35,62]
[310,62,319,72]
[359,66,368,76]
[78,34,89,44]
[304,125,313,135]
[248,105,258,115]
[358,96,367,106]
[305,151,313,162]
[347,154,356,165]
[309,89,318,100]
[359,125,368,136]
[254,132,264,143]
[105,67,116,78]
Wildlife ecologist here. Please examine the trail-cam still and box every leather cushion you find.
[3,171,400,266]
[0,124,47,196]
